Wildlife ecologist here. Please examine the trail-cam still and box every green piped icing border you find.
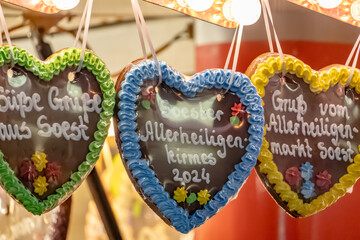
[0,45,115,215]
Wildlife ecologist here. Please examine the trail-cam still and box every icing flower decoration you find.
[300,162,313,181]
[45,162,62,186]
[301,180,315,199]
[316,170,332,190]
[230,102,247,126]
[174,187,188,203]
[142,86,156,102]
[231,103,245,116]
[284,167,302,187]
[197,189,211,205]
[18,160,38,182]
[33,176,48,196]
[141,86,156,110]
[32,151,48,172]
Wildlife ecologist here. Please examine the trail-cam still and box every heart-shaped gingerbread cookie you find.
[0,45,115,214]
[246,53,360,217]
[114,60,264,233]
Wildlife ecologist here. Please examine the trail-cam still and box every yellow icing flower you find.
[197,189,211,205]
[173,187,188,203]
[33,176,48,196]
[32,151,48,172]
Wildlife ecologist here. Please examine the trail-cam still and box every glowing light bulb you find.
[351,1,360,21]
[43,0,55,6]
[230,0,261,25]
[186,0,214,12]
[223,1,234,21]
[51,0,80,10]
[317,0,342,9]
[30,0,41,5]
[176,0,187,8]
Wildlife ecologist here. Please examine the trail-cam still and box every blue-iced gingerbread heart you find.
[114,60,264,233]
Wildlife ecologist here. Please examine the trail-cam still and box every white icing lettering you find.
[48,86,102,123]
[268,89,358,164]
[172,168,211,184]
[267,113,355,146]
[37,115,89,141]
[272,90,307,121]
[165,144,217,166]
[0,87,43,118]
[159,98,224,121]
[319,103,350,120]
[317,141,354,162]
[270,138,312,158]
[0,121,31,140]
[140,120,247,159]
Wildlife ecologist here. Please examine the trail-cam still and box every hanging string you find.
[130,0,162,84]
[73,0,90,48]
[73,0,93,72]
[261,0,285,76]
[345,34,360,86]
[261,0,273,53]
[345,34,360,66]
[223,25,243,94]
[132,0,146,60]
[0,3,14,67]
[224,26,239,70]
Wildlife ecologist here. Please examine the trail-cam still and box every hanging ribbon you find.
[73,0,90,48]
[261,0,273,53]
[132,0,146,60]
[0,2,14,67]
[261,0,285,75]
[224,25,243,93]
[73,0,93,72]
[224,26,238,71]
[130,0,162,84]
[345,34,360,86]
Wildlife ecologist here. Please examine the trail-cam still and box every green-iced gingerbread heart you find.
[0,45,115,214]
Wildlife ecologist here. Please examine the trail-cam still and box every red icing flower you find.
[316,170,332,190]
[284,167,302,187]
[18,160,38,182]
[231,103,245,116]
[142,87,156,102]
[45,162,62,186]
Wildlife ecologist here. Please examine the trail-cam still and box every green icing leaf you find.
[141,100,151,110]
[230,115,240,126]
[186,193,197,204]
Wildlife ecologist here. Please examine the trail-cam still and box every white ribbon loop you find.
[131,0,146,60]
[224,26,239,71]
[73,0,90,48]
[261,0,273,53]
[261,0,285,76]
[0,3,14,67]
[345,34,360,67]
[224,25,243,94]
[73,0,93,72]
[345,34,360,86]
[130,0,162,85]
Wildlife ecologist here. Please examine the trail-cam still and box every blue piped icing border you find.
[117,60,264,233]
